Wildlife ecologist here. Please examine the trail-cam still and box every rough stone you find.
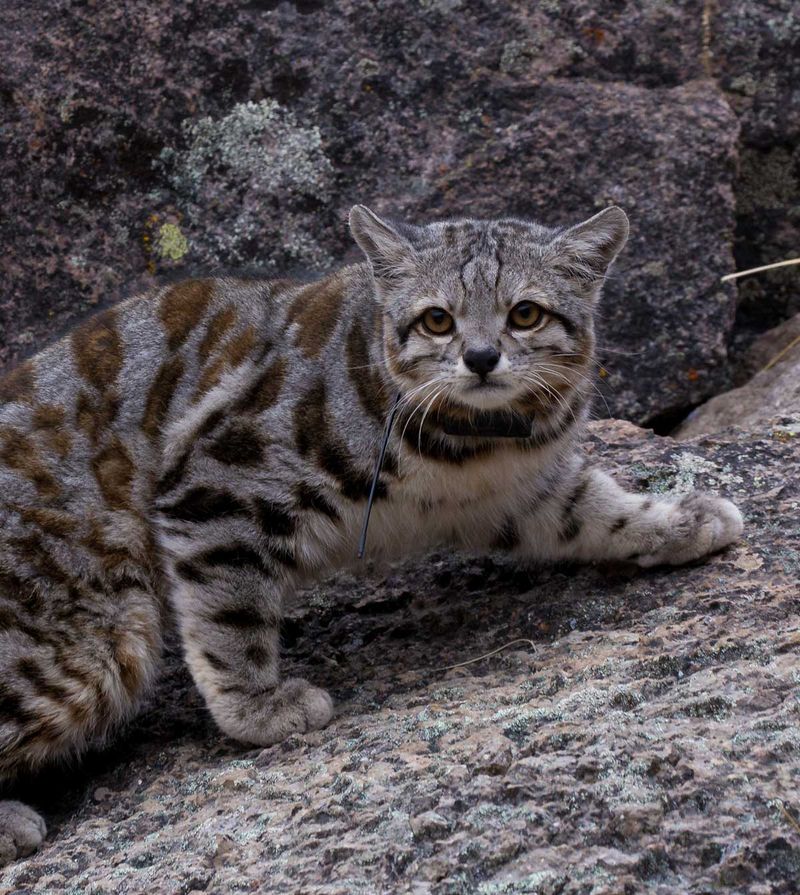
[2,418,799,894]
[741,310,800,381]
[676,311,800,438]
[0,0,746,424]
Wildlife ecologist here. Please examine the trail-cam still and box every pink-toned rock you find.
[2,419,798,893]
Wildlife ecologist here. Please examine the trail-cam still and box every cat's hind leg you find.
[0,579,163,866]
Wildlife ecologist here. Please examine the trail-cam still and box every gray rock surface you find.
[2,418,799,894]
[0,0,756,424]
[676,311,800,438]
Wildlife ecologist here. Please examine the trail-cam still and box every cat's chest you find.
[361,441,560,557]
[394,449,524,509]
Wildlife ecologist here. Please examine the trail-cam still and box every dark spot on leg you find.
[200,544,272,578]
[161,487,249,523]
[212,606,265,629]
[174,560,208,584]
[245,644,270,666]
[203,651,230,672]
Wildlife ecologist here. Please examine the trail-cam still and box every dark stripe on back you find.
[142,357,184,440]
[71,309,123,392]
[75,389,120,447]
[91,437,135,510]
[0,428,61,499]
[286,275,345,359]
[0,362,36,405]
[198,305,237,361]
[156,449,192,496]
[346,320,388,421]
[159,280,213,352]
[238,356,286,415]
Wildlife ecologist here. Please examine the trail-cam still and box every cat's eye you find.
[508,301,544,330]
[420,308,455,336]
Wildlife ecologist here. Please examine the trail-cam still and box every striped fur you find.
[0,208,743,864]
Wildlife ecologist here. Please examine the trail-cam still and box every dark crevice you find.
[643,401,703,437]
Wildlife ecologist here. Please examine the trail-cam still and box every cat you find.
[0,204,743,865]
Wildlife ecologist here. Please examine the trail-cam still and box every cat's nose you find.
[463,346,500,378]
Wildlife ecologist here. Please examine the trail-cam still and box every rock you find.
[0,1,746,424]
[2,418,799,893]
[740,311,800,382]
[409,810,451,840]
[711,1,800,348]
[675,313,800,437]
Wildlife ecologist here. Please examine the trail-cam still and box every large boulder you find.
[2,419,798,894]
[0,0,743,424]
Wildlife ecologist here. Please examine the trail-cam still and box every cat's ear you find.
[349,205,417,283]
[548,206,629,289]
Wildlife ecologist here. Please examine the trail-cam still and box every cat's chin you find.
[453,383,519,412]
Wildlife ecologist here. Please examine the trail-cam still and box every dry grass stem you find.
[762,333,800,372]
[721,257,800,283]
[430,638,537,673]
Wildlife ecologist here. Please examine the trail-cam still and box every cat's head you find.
[349,205,628,421]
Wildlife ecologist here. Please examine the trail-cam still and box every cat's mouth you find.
[465,380,505,391]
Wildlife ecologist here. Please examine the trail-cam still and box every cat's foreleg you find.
[512,463,743,567]
[160,533,332,746]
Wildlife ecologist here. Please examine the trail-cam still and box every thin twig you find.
[721,258,800,283]
[762,333,800,372]
[428,638,537,673]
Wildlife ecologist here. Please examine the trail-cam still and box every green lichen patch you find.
[155,222,189,261]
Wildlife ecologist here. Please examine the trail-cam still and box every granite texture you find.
[2,418,799,894]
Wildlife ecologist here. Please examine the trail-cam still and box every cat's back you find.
[0,275,310,523]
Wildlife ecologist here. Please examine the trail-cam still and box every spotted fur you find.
[0,207,743,864]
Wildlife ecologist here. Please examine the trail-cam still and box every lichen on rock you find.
[159,99,334,269]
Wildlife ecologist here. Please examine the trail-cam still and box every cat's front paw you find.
[213,677,334,747]
[637,493,743,567]
[0,801,46,867]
